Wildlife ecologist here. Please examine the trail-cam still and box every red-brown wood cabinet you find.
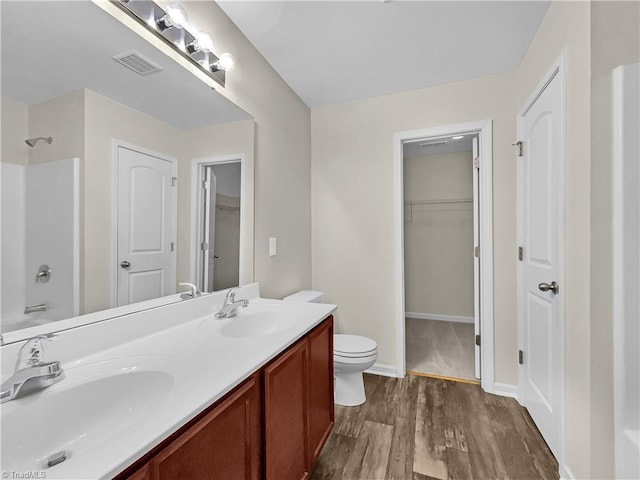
[117,315,334,480]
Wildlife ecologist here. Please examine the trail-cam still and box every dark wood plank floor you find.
[311,374,558,480]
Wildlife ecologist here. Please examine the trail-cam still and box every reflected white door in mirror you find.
[113,143,177,307]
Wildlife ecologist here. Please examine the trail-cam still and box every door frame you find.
[393,119,494,392]
[110,139,178,307]
[190,154,247,291]
[516,53,566,467]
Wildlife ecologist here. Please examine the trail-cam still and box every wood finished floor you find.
[311,374,558,480]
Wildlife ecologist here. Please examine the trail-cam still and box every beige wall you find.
[28,91,85,166]
[83,89,183,313]
[589,2,640,478]
[83,89,254,313]
[404,152,474,317]
[181,120,255,288]
[311,71,516,375]
[153,1,312,299]
[1,97,29,166]
[2,89,254,315]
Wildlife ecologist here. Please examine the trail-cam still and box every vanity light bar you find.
[111,0,226,88]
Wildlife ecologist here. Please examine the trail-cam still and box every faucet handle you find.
[15,334,57,371]
[223,288,237,304]
[179,282,202,299]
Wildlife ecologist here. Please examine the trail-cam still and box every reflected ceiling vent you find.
[112,50,163,76]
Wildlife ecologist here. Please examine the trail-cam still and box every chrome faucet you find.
[24,303,47,314]
[0,335,64,404]
[179,282,202,300]
[215,288,249,319]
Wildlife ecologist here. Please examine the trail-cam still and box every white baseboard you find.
[365,362,398,378]
[405,312,474,324]
[493,382,519,399]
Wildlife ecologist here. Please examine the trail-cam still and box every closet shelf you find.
[404,198,473,206]
[404,198,473,223]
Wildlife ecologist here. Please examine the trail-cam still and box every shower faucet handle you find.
[35,264,51,283]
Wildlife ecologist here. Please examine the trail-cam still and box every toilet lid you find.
[334,334,377,357]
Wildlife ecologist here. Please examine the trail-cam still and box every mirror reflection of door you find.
[116,145,177,306]
[200,162,241,292]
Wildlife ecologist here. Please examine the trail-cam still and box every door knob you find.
[538,281,559,294]
[120,260,131,269]
[212,255,219,259]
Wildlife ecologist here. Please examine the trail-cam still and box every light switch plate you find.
[269,237,277,257]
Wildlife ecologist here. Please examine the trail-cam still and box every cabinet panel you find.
[149,374,261,480]
[264,339,309,480]
[126,465,149,480]
[308,316,334,466]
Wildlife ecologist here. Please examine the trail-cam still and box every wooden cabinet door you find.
[307,316,334,467]
[264,339,309,480]
[125,465,149,480]
[148,374,262,480]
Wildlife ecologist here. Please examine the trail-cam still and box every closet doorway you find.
[404,134,478,381]
[192,157,244,293]
[394,121,494,390]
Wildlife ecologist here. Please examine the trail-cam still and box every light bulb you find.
[214,52,235,72]
[157,4,188,31]
[452,135,464,140]
[194,32,214,53]
[166,4,188,28]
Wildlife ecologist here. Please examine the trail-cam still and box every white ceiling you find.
[1,1,251,129]
[218,1,550,108]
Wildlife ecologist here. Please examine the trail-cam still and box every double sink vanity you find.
[0,284,337,479]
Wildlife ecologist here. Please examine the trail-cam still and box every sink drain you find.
[46,451,67,468]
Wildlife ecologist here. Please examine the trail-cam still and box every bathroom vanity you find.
[117,315,334,480]
[0,285,336,480]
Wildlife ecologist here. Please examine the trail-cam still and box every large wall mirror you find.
[0,1,255,343]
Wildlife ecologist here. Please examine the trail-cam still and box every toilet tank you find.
[283,290,325,303]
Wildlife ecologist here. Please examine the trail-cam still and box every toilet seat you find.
[334,334,377,358]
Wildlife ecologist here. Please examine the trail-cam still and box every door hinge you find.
[202,180,210,190]
[512,141,523,157]
[474,245,480,258]
[518,246,523,261]
[475,334,481,346]
[519,350,524,365]
[170,242,174,252]
[473,157,480,169]
[201,242,208,251]
[171,177,177,187]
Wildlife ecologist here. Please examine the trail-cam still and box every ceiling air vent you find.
[112,50,163,76]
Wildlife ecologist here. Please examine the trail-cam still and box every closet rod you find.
[405,198,473,206]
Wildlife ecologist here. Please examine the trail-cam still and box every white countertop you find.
[0,292,336,479]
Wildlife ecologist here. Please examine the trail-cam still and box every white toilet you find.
[283,290,378,407]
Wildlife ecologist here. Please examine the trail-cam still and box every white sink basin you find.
[218,303,302,338]
[1,356,177,473]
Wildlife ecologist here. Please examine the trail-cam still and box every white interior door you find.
[472,136,481,380]
[518,68,563,459]
[200,166,217,292]
[116,146,175,306]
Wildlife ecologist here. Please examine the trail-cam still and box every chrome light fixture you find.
[112,0,232,87]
